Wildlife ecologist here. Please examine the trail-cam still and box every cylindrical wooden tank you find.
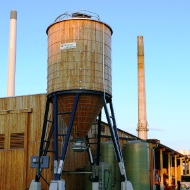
[46,12,113,137]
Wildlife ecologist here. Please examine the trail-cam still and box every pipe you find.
[137,36,148,139]
[7,10,17,97]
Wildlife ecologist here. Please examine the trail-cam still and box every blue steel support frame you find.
[35,92,80,181]
[109,100,123,158]
[55,93,79,180]
[35,98,51,182]
[102,96,126,183]
[86,136,97,181]
[96,112,101,166]
[34,90,127,184]
[86,135,93,164]
[39,98,52,156]
[53,94,59,169]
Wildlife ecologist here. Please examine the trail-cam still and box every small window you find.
[0,134,5,150]
[181,175,190,182]
[10,133,24,149]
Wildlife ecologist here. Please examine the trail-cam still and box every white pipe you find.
[102,24,105,100]
[7,10,17,97]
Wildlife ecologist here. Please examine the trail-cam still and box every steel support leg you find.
[35,98,51,182]
[86,136,99,186]
[55,93,79,179]
[96,112,101,166]
[102,97,128,189]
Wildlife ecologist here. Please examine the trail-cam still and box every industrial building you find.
[0,10,190,190]
[0,94,189,189]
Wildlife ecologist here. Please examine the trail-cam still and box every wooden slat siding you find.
[177,165,181,181]
[4,150,25,189]
[60,135,89,189]
[63,143,89,171]
[0,111,28,189]
[0,94,53,190]
[0,108,32,114]
[47,19,112,94]
[0,151,6,190]
[0,114,6,150]
[63,175,85,190]
[4,114,9,150]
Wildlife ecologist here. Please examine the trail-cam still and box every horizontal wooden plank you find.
[0,108,32,115]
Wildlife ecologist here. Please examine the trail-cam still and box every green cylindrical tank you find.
[123,140,150,190]
[85,162,112,190]
[99,162,112,190]
[100,142,121,190]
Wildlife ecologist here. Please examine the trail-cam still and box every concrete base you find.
[121,181,133,190]
[127,181,133,190]
[160,185,164,190]
[29,180,41,190]
[49,180,65,190]
[92,182,99,190]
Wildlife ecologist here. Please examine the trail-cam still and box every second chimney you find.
[137,36,148,139]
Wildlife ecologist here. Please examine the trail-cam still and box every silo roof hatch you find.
[72,12,92,18]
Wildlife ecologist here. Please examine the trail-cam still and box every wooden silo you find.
[46,12,113,138]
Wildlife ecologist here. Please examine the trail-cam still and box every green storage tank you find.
[99,162,112,190]
[100,142,121,190]
[123,140,150,190]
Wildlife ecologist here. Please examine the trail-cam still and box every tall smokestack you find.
[137,36,148,139]
[7,10,17,97]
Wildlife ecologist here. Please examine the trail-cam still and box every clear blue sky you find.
[1,0,190,151]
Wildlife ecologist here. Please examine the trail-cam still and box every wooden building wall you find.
[0,94,183,190]
[0,94,52,190]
